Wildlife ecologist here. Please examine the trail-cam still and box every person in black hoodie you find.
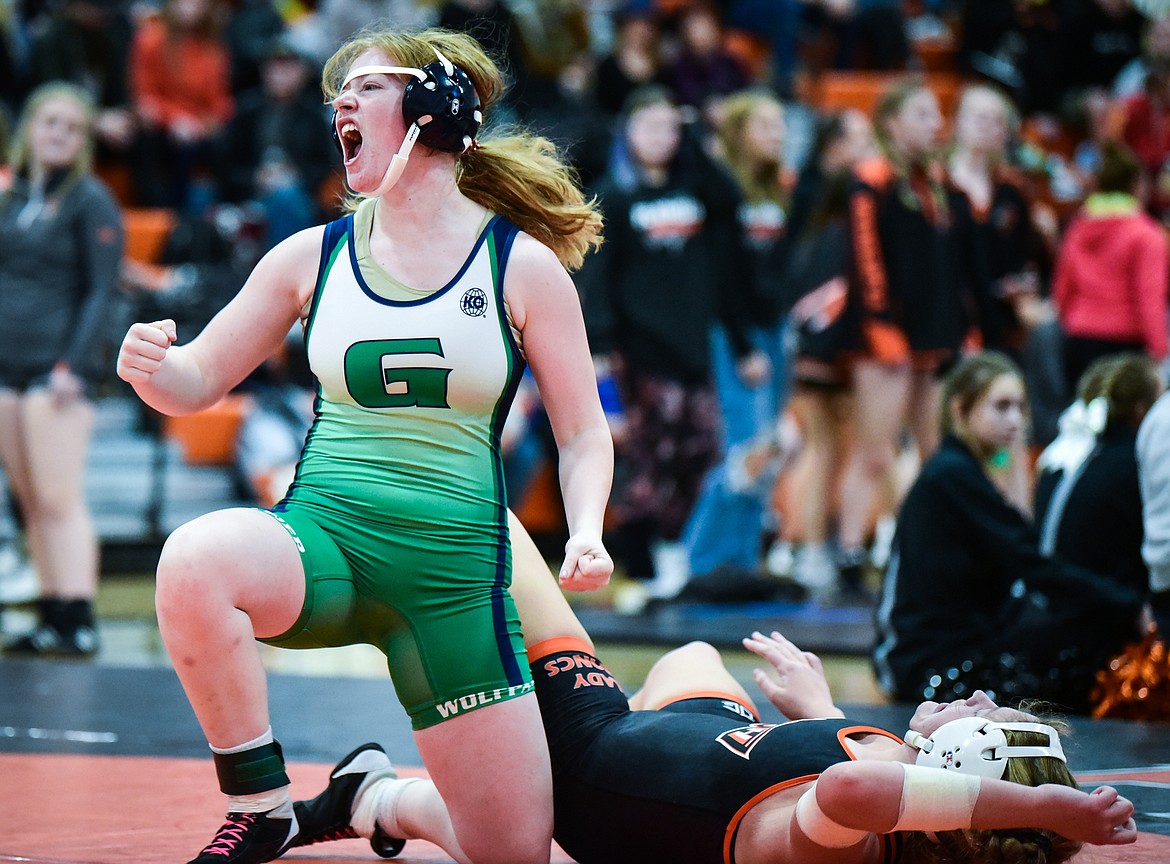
[873,352,1144,713]
[1033,353,1161,641]
[680,89,792,586]
[578,84,755,598]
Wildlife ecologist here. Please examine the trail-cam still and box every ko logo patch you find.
[460,287,487,317]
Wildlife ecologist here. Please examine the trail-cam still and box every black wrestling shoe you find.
[186,806,296,864]
[291,742,405,858]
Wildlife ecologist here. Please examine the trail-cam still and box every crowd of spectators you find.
[0,0,1168,711]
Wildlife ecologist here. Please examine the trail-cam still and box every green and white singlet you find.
[261,202,532,729]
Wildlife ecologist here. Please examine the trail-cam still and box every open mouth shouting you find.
[338,120,363,165]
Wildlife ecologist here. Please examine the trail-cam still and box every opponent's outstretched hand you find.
[1045,785,1137,846]
[743,630,844,719]
[117,319,177,385]
[559,534,613,591]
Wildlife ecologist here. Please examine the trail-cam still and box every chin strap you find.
[903,729,931,752]
[372,122,421,195]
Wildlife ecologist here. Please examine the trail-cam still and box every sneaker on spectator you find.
[793,543,836,602]
[3,622,98,657]
[764,539,795,579]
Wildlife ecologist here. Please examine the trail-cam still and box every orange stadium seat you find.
[806,70,964,117]
[162,394,253,466]
[122,207,178,264]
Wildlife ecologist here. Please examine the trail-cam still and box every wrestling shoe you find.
[186,803,296,864]
[291,742,405,858]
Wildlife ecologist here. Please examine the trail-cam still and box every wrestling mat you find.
[1,659,1167,863]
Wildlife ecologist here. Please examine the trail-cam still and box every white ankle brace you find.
[226,788,292,815]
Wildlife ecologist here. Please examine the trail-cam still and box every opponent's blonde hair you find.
[322,26,604,271]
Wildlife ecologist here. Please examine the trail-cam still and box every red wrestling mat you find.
[1072,766,1170,864]
[0,754,575,864]
[1,753,1166,864]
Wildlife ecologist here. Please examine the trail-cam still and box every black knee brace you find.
[212,739,291,795]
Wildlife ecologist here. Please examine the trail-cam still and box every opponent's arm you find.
[797,761,1137,847]
[743,630,844,719]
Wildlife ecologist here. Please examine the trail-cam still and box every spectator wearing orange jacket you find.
[129,0,234,209]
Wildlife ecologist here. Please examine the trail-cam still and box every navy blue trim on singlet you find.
[348,212,502,307]
[274,218,349,512]
[485,215,526,686]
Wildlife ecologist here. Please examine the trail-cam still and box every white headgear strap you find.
[905,716,1066,779]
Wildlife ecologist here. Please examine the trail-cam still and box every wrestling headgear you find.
[903,716,1067,779]
[334,47,483,194]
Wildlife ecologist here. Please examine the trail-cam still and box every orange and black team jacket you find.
[848,156,989,368]
[949,167,1042,353]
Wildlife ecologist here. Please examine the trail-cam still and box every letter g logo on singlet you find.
[344,338,452,409]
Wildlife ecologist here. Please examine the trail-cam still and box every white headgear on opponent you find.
[903,716,1067,779]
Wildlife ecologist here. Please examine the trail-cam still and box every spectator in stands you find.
[578,85,753,601]
[26,0,137,164]
[782,171,856,599]
[0,82,124,657]
[215,34,337,247]
[313,0,436,64]
[957,0,1063,115]
[1114,12,1170,98]
[1034,354,1161,647]
[807,0,911,72]
[1138,387,1170,637]
[522,52,612,193]
[1059,0,1145,99]
[1052,140,1169,397]
[220,0,285,97]
[835,77,982,602]
[782,111,875,598]
[128,0,234,210]
[1119,57,1170,212]
[0,1,27,117]
[593,4,664,119]
[664,3,751,126]
[508,0,593,126]
[437,0,529,121]
[681,89,791,585]
[948,84,1042,360]
[786,107,874,244]
[948,83,1046,511]
[874,352,1145,712]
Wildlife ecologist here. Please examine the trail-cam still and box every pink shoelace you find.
[202,813,257,856]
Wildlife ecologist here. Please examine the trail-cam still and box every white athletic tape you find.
[891,763,981,832]
[794,784,868,848]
